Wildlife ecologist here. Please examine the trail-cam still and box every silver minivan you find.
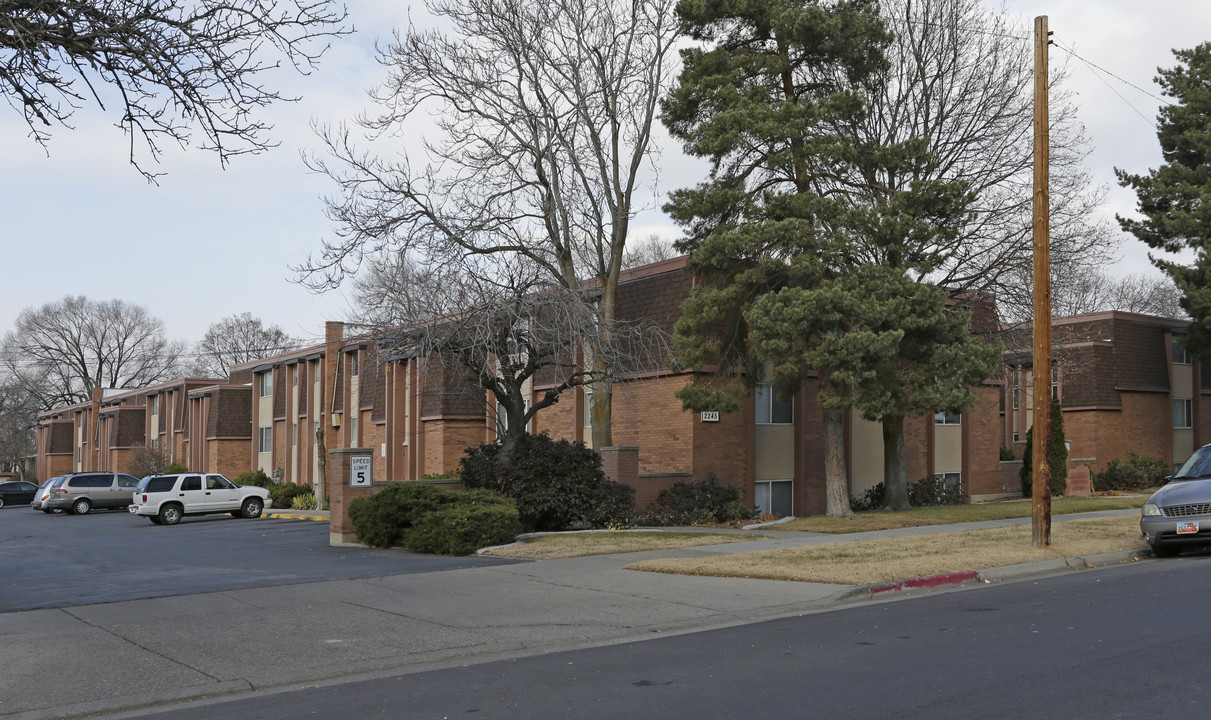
[44,473,141,514]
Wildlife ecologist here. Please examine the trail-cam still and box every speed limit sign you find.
[350,455,372,486]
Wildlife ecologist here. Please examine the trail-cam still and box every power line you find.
[1051,39,1168,130]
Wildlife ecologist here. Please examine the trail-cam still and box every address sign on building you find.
[700,411,720,423]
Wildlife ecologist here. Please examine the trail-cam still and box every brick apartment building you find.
[32,258,1211,517]
[1002,311,1210,478]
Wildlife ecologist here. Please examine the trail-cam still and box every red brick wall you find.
[207,440,251,479]
[422,419,483,475]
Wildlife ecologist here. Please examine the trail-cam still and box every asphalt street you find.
[114,557,1209,720]
[1,507,519,612]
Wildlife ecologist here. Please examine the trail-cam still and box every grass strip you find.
[482,531,763,560]
[777,496,1147,534]
[626,516,1147,586]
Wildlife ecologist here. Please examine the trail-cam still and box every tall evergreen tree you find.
[1117,43,1211,356]
[663,0,997,515]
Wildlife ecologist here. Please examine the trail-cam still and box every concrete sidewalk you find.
[1,510,1147,720]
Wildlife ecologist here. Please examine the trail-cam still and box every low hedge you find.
[348,481,519,554]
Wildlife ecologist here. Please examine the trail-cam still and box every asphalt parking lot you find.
[0,505,521,613]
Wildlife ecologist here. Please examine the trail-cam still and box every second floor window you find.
[1173,337,1191,365]
[1174,398,1193,429]
[258,372,272,398]
[755,384,793,425]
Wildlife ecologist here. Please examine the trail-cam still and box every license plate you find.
[1177,521,1200,535]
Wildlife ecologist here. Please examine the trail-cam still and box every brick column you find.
[599,446,639,488]
[328,446,377,546]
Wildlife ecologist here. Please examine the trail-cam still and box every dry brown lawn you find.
[625,515,1148,585]
[482,531,763,559]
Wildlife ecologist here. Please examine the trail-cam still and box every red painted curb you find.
[868,570,979,595]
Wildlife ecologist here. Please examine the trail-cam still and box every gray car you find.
[44,472,141,515]
[1141,444,1211,557]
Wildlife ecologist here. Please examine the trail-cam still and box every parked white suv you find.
[131,473,270,525]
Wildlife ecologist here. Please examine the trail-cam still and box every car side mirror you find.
[1163,475,1174,485]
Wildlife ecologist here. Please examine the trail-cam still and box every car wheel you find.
[240,498,264,519]
[158,504,182,526]
[72,498,92,515]
[0,497,6,509]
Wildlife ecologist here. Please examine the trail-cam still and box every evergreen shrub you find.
[638,473,754,525]
[407,504,523,555]
[1020,397,1068,497]
[348,481,518,551]
[166,463,188,474]
[458,433,635,532]
[850,476,966,511]
[1095,452,1168,492]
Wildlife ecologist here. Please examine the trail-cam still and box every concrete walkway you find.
[1,510,1147,720]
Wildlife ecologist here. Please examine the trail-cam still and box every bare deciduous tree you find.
[2,0,349,177]
[188,313,300,378]
[621,233,680,271]
[841,0,1115,319]
[300,0,678,450]
[359,254,670,460]
[0,373,37,478]
[1049,270,1186,320]
[0,296,185,409]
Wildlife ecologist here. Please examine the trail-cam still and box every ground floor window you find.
[755,479,793,517]
[933,472,961,492]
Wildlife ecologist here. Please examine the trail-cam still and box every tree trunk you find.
[314,425,326,502]
[880,415,911,511]
[590,269,619,450]
[823,406,855,519]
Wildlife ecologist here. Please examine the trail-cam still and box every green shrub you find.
[407,503,523,555]
[291,493,319,510]
[421,469,459,480]
[166,463,188,474]
[1020,397,1068,497]
[236,469,272,487]
[458,433,635,532]
[347,481,518,551]
[264,481,314,507]
[638,473,754,525]
[1095,452,1167,492]
[850,476,966,510]
[907,475,966,506]
[999,446,1015,461]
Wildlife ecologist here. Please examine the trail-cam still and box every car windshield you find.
[1174,446,1211,480]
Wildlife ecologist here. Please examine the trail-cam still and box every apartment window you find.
[150,395,160,416]
[755,480,792,517]
[1173,337,1191,365]
[292,368,298,386]
[149,437,159,450]
[350,415,359,445]
[258,372,272,398]
[583,390,593,428]
[292,423,298,446]
[1174,398,1193,429]
[934,472,961,492]
[1011,370,1020,410]
[934,411,961,426]
[755,384,793,425]
[350,351,359,377]
[258,426,272,453]
[496,399,530,436]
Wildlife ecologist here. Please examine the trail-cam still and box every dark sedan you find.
[0,481,39,508]
[1141,443,1211,556]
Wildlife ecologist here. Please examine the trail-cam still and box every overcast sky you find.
[3,0,1209,350]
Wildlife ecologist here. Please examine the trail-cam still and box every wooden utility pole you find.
[1031,15,1052,549]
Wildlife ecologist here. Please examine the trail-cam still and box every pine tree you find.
[1117,43,1211,355]
[662,0,999,515]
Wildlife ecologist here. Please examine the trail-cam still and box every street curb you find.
[852,548,1151,599]
[262,511,329,522]
[868,570,979,595]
